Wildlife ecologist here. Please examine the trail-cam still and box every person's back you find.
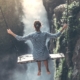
[7,20,67,76]
[30,31,50,61]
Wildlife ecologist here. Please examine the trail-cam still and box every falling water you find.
[12,0,55,80]
[22,0,49,34]
[22,0,50,51]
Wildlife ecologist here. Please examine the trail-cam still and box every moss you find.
[60,1,80,80]
[55,59,65,80]
[68,67,73,79]
[53,1,80,80]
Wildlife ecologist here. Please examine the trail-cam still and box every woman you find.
[7,21,67,76]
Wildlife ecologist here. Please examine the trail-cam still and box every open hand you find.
[60,23,68,33]
[7,29,13,34]
[7,29,16,37]
[63,23,68,30]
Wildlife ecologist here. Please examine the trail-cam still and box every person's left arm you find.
[46,23,67,38]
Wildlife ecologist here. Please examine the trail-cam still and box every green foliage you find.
[61,1,80,64]
[68,67,73,79]
[53,1,80,80]
[59,1,80,80]
[55,59,65,80]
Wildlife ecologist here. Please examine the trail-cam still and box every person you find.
[7,21,67,76]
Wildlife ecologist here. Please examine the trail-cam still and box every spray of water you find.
[22,0,49,34]
[12,0,55,80]
[13,60,55,80]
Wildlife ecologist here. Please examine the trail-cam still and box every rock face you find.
[0,0,28,80]
[42,0,66,53]
[72,38,80,80]
[43,0,80,80]
[0,0,29,54]
[43,0,65,21]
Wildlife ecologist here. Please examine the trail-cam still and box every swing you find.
[17,53,65,63]
[0,7,65,64]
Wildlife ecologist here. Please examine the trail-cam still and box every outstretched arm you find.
[46,23,68,38]
[7,29,32,41]
[7,29,16,37]
[60,23,67,33]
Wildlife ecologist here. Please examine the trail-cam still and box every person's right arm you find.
[7,29,32,41]
[7,29,16,37]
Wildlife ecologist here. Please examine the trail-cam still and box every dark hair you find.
[34,21,41,31]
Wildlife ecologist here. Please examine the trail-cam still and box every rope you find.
[0,6,19,59]
[0,7,9,29]
[66,0,69,47]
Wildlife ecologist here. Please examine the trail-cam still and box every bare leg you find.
[44,60,50,74]
[37,61,41,76]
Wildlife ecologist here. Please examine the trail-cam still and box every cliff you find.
[43,0,80,80]
[0,0,28,79]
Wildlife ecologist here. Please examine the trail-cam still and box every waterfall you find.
[12,0,55,80]
[22,0,49,34]
[22,0,50,51]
